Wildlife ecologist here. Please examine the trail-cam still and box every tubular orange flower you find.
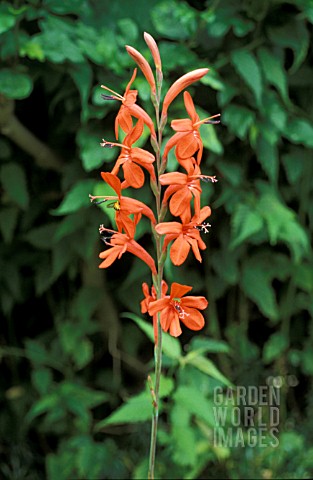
[148,282,208,337]
[144,32,162,72]
[155,206,212,266]
[160,161,202,218]
[91,172,156,233]
[163,91,221,164]
[99,222,157,275]
[101,69,156,139]
[141,280,168,344]
[126,45,156,94]
[101,119,156,189]
[161,68,209,123]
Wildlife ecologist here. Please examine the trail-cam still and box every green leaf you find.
[69,63,92,121]
[189,337,230,355]
[25,223,58,249]
[281,148,305,185]
[258,47,289,103]
[263,332,289,363]
[43,0,85,14]
[284,118,313,148]
[123,312,182,360]
[258,188,309,262]
[241,256,279,321]
[0,207,19,243]
[267,20,310,73]
[51,180,96,215]
[0,69,33,99]
[222,104,255,139]
[54,212,87,241]
[0,3,17,34]
[230,203,264,248]
[184,354,232,387]
[0,162,29,209]
[95,390,152,429]
[231,49,263,103]
[173,385,216,427]
[171,404,196,467]
[77,127,116,171]
[151,0,197,40]
[256,136,279,183]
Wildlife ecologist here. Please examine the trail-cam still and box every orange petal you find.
[123,161,145,188]
[127,239,157,275]
[169,313,182,337]
[159,172,187,185]
[181,307,205,331]
[155,222,182,235]
[131,147,155,164]
[101,172,121,196]
[183,91,199,123]
[99,246,121,268]
[169,188,192,217]
[160,305,175,333]
[170,282,193,299]
[176,132,199,159]
[170,236,190,266]
[148,297,170,316]
[182,296,208,310]
[171,119,193,132]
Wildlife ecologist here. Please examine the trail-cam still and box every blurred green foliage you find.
[1,0,313,478]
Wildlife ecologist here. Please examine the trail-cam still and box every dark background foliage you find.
[1,0,313,478]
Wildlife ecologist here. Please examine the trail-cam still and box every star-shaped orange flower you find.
[101,69,156,139]
[101,119,156,189]
[163,91,220,164]
[155,206,212,266]
[148,282,208,337]
[99,220,156,275]
[141,280,168,344]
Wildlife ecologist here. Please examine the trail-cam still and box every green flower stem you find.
[148,77,166,479]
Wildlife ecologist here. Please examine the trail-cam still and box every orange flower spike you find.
[126,45,156,95]
[141,281,168,344]
[155,206,212,266]
[98,172,156,231]
[99,224,157,275]
[161,68,209,127]
[148,282,208,337]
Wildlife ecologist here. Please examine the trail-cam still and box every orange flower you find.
[90,172,156,234]
[148,282,208,337]
[101,69,156,139]
[155,206,212,266]
[99,221,157,275]
[101,119,156,189]
[163,91,221,164]
[160,161,202,218]
[125,45,156,94]
[141,280,168,344]
[161,68,209,123]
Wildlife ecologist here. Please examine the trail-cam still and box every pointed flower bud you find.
[161,68,209,123]
[144,32,162,72]
[125,45,156,94]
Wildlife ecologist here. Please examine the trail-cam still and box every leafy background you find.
[1,0,313,478]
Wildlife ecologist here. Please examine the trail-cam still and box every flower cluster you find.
[91,33,219,339]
